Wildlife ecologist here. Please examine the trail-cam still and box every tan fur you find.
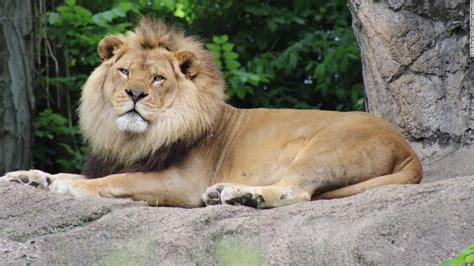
[1,18,422,208]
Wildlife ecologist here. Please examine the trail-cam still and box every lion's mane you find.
[79,18,226,177]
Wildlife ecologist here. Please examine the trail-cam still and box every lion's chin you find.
[115,112,148,134]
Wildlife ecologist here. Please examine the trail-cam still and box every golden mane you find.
[79,18,226,165]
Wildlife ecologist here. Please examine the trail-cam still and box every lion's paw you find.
[203,183,264,208]
[0,170,51,189]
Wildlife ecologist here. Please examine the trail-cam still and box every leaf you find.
[47,12,60,25]
[174,7,186,18]
[315,63,326,78]
[213,35,228,44]
[220,35,229,43]
[248,74,260,86]
[92,14,108,27]
[225,60,240,70]
[212,36,223,44]
[292,17,306,25]
[222,43,234,52]
[161,0,175,10]
[65,0,76,6]
[465,254,474,263]
[102,11,114,22]
[288,53,298,69]
[206,43,221,52]
[111,7,126,17]
[224,51,239,60]
[117,2,133,11]
[235,88,247,99]
[266,20,277,31]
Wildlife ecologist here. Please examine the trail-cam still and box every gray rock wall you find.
[349,0,472,145]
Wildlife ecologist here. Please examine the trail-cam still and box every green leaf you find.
[315,63,326,78]
[222,43,234,52]
[212,36,222,44]
[266,20,277,31]
[213,35,228,44]
[288,53,298,69]
[292,17,305,25]
[224,51,238,60]
[465,254,474,263]
[117,2,133,11]
[235,88,247,99]
[65,0,76,6]
[174,5,186,18]
[102,11,114,22]
[47,12,60,25]
[225,60,240,70]
[111,7,126,17]
[206,43,221,52]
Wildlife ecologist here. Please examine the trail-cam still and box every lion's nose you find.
[125,87,148,103]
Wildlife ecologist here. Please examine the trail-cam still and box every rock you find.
[414,145,474,183]
[0,175,472,264]
[349,0,473,145]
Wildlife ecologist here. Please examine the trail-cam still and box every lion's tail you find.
[315,156,423,200]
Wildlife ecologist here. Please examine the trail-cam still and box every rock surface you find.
[349,0,473,145]
[0,174,472,265]
[415,145,474,183]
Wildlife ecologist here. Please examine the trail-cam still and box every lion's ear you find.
[98,37,125,61]
[175,51,200,79]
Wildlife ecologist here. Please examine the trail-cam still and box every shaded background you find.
[1,0,363,174]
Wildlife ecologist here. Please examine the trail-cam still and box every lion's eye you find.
[153,75,165,83]
[118,68,129,76]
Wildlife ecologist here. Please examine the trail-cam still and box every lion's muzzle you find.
[125,87,148,103]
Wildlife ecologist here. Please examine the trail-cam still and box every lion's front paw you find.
[203,183,264,208]
[0,170,51,189]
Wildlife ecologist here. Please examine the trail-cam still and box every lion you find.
[0,18,422,208]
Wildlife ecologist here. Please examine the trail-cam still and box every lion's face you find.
[105,48,183,134]
[79,20,225,163]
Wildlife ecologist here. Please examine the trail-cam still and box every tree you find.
[0,0,35,173]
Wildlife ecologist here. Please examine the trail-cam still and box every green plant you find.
[442,244,474,266]
[207,35,270,99]
[33,109,85,172]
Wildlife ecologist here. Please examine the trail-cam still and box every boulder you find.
[0,175,472,264]
[349,0,473,145]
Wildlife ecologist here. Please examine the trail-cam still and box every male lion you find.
[1,19,422,208]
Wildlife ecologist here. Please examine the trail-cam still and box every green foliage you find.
[442,244,474,266]
[33,109,85,172]
[207,35,270,99]
[35,0,363,173]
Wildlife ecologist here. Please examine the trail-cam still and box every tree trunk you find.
[0,0,35,174]
[349,0,472,146]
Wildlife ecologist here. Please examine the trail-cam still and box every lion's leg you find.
[315,157,422,199]
[2,170,206,207]
[50,172,205,207]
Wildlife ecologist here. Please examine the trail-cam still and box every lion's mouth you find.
[125,108,146,121]
[116,109,149,134]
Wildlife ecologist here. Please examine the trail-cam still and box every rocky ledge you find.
[0,173,472,265]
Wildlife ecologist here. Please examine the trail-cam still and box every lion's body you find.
[1,19,422,208]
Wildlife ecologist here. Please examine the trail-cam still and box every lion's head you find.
[79,18,226,164]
